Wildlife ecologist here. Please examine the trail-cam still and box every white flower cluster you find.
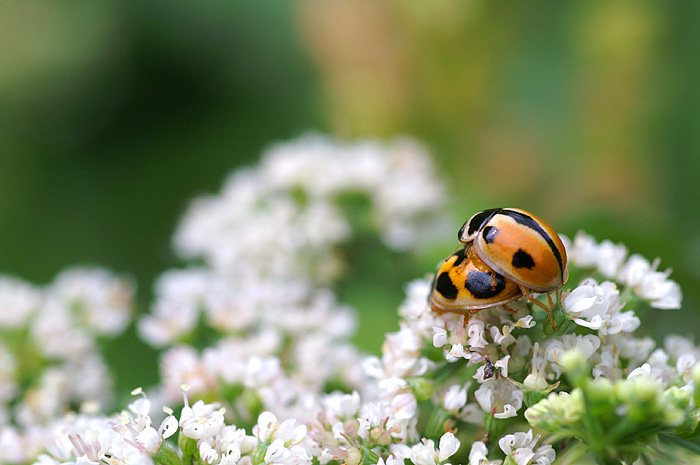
[138,136,448,423]
[564,231,682,310]
[0,268,133,464]
[468,429,554,465]
[171,134,446,281]
[4,135,699,465]
[35,389,177,465]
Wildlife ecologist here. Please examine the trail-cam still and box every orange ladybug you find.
[457,208,568,326]
[429,245,522,315]
[458,208,568,292]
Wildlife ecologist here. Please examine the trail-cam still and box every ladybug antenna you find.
[443,242,462,262]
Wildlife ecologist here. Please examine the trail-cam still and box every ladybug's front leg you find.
[519,285,556,330]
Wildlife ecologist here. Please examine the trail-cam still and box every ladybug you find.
[457,208,568,325]
[429,245,522,315]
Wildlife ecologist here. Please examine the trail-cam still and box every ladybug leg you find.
[519,285,556,330]
[546,291,554,307]
[503,303,518,315]
[431,305,472,325]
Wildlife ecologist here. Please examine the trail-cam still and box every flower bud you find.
[560,350,590,386]
[407,378,434,403]
[178,431,198,457]
[154,443,183,465]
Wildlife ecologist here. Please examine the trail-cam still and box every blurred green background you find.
[1,0,699,392]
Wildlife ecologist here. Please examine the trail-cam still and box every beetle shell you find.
[429,245,523,314]
[458,208,568,292]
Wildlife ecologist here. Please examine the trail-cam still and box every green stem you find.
[659,434,700,454]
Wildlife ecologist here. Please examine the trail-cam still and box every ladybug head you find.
[458,208,501,243]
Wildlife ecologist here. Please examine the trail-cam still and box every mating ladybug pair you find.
[429,208,568,326]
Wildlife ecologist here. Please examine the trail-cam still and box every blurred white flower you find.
[365,327,432,380]
[50,268,133,336]
[321,391,361,423]
[0,276,42,328]
[138,268,211,347]
[378,378,417,421]
[0,343,17,406]
[594,240,628,279]
[544,334,601,379]
[357,401,408,444]
[621,256,682,309]
[441,384,468,412]
[566,231,601,268]
[173,135,446,280]
[627,363,665,385]
[398,278,436,337]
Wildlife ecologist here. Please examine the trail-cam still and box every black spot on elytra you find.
[482,226,498,244]
[465,270,506,299]
[512,249,535,269]
[501,209,564,280]
[464,208,500,238]
[435,271,459,300]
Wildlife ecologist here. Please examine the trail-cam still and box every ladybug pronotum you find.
[429,245,522,315]
[456,208,568,325]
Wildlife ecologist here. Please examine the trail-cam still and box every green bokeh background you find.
[1,0,699,394]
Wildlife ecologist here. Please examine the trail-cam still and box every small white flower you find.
[357,401,404,443]
[442,384,468,412]
[490,326,515,347]
[399,279,435,335]
[199,441,219,464]
[498,429,555,465]
[180,399,226,441]
[628,363,665,384]
[595,240,628,278]
[512,315,536,329]
[369,327,432,379]
[254,412,307,447]
[665,335,695,360]
[618,255,682,309]
[321,391,361,422]
[567,231,600,268]
[264,438,312,465]
[468,441,500,465]
[593,345,621,380]
[433,327,448,349]
[379,378,418,420]
[563,279,638,335]
[446,343,470,362]
[466,320,488,349]
[410,432,460,465]
[523,343,548,391]
[474,379,523,419]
